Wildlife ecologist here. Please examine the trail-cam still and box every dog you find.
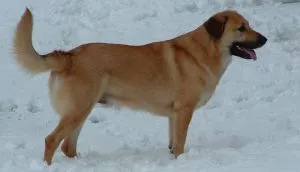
[13,8,267,165]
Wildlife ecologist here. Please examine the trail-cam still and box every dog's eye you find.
[238,25,246,32]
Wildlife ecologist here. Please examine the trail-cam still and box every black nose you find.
[257,34,267,45]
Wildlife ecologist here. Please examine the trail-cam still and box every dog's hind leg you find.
[44,74,108,165]
[44,107,91,165]
[60,122,84,158]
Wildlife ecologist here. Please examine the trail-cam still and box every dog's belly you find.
[100,95,174,116]
[99,77,176,116]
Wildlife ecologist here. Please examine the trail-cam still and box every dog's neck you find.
[170,26,232,79]
[219,47,232,76]
[195,27,232,77]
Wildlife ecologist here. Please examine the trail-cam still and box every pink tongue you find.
[242,47,257,60]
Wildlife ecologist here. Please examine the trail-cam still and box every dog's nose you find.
[257,34,267,45]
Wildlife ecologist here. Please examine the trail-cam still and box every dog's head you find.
[204,10,267,60]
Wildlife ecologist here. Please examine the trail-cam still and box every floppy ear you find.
[204,16,228,40]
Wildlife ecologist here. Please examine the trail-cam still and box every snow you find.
[1,0,300,171]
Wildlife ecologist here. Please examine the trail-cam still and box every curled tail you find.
[13,8,72,74]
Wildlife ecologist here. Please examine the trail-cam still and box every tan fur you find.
[13,8,266,165]
[13,9,71,73]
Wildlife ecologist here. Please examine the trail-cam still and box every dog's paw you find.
[169,145,174,154]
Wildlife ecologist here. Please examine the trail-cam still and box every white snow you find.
[1,0,300,171]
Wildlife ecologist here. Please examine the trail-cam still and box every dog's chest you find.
[195,54,231,109]
[195,90,214,108]
[194,67,218,109]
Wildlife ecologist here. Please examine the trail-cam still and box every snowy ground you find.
[1,0,300,171]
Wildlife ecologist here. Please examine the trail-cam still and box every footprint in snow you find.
[89,115,106,124]
[174,2,199,14]
[133,11,158,21]
[234,95,249,103]
[27,100,42,113]
[0,101,18,112]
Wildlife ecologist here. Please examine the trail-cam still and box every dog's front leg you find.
[168,116,174,152]
[171,105,194,158]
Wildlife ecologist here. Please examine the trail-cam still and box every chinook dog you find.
[13,8,267,165]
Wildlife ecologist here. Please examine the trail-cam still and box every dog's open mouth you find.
[230,42,257,60]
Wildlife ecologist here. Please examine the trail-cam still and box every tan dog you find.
[13,8,267,165]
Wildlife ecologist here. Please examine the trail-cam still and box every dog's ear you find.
[204,16,228,40]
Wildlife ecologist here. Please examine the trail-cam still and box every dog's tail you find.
[13,8,71,74]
